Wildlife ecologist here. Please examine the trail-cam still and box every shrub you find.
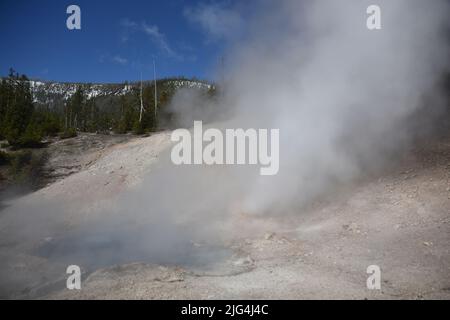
[18,127,44,148]
[40,113,61,137]
[132,120,145,135]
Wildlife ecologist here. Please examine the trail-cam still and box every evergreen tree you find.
[3,69,35,145]
[142,84,157,132]
[66,85,85,130]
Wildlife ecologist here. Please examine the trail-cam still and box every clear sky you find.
[0,0,241,83]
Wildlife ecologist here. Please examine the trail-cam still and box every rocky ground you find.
[0,133,134,200]
[0,130,449,299]
[42,133,134,183]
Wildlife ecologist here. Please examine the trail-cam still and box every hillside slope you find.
[0,130,448,299]
[24,78,212,110]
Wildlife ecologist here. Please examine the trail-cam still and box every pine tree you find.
[66,85,85,130]
[142,84,157,132]
[3,70,35,146]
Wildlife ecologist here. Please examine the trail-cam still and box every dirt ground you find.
[0,130,449,300]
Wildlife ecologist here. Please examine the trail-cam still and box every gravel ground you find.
[0,131,449,299]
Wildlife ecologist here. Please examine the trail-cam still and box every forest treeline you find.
[0,68,216,148]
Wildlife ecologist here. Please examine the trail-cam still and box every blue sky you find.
[0,0,243,83]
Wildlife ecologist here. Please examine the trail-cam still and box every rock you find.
[232,256,254,266]
[264,232,275,240]
[161,274,184,283]
[343,222,360,234]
